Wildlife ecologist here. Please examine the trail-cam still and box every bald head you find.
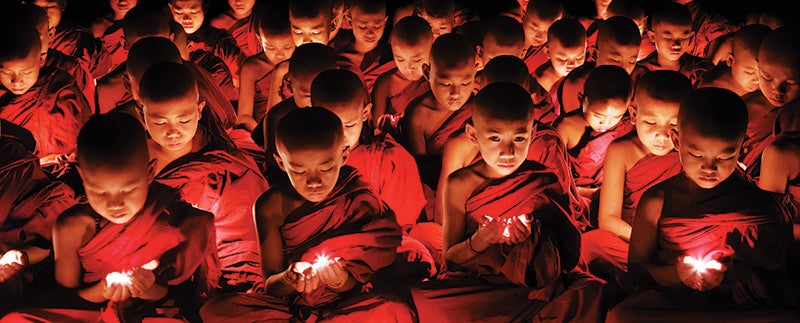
[430,32,475,69]
[276,106,344,152]
[679,87,747,142]
[635,70,692,104]
[123,5,172,47]
[139,61,197,105]
[598,16,641,47]
[77,113,149,171]
[126,36,182,83]
[288,42,337,80]
[0,25,40,64]
[473,82,534,124]
[391,15,433,46]
[482,55,529,89]
[311,69,368,111]
[585,65,632,103]
[759,26,800,77]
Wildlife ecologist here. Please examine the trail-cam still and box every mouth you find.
[497,163,516,170]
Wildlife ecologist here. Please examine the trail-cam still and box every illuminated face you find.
[329,104,368,151]
[33,0,63,29]
[649,22,693,62]
[757,50,800,107]
[632,94,679,155]
[260,33,295,65]
[427,60,475,110]
[469,116,532,176]
[80,164,150,224]
[596,41,640,74]
[276,144,345,202]
[676,125,740,189]
[523,14,560,48]
[547,39,586,76]
[110,0,138,16]
[729,49,760,93]
[481,35,524,66]
[350,7,387,51]
[419,13,453,39]
[391,40,431,81]
[142,93,204,154]
[228,0,255,17]
[0,51,41,95]
[582,97,628,133]
[169,0,205,35]
[289,74,313,107]
[289,14,331,46]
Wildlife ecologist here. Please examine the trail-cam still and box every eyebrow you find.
[289,158,334,168]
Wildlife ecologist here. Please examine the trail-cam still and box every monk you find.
[608,87,800,322]
[412,82,604,322]
[0,122,77,315]
[139,61,268,293]
[258,43,337,183]
[582,70,692,303]
[172,21,239,105]
[554,65,634,200]
[168,0,244,90]
[521,0,564,75]
[0,25,91,165]
[1,113,217,322]
[759,109,800,242]
[210,0,262,57]
[90,0,139,70]
[476,15,526,72]
[199,107,413,322]
[33,0,113,79]
[331,0,394,93]
[680,0,740,59]
[532,17,586,95]
[370,16,433,132]
[236,7,295,133]
[585,0,651,62]
[698,24,771,97]
[415,0,457,39]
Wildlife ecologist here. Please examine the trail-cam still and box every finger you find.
[306,273,319,292]
[120,285,131,302]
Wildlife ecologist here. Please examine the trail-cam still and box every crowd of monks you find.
[1,0,800,322]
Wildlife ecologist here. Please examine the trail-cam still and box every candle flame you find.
[0,250,23,266]
[312,254,332,271]
[682,255,722,273]
[105,272,132,286]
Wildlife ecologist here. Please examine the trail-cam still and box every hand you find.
[676,255,726,292]
[504,216,532,245]
[103,279,132,303]
[476,217,506,245]
[287,262,319,294]
[316,258,349,289]
[128,267,156,299]
[0,250,28,283]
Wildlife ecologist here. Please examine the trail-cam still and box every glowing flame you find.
[0,250,23,266]
[484,215,530,239]
[312,254,332,271]
[141,259,159,270]
[682,255,722,273]
[105,272,132,286]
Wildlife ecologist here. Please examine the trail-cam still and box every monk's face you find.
[33,0,63,30]
[648,21,693,62]
[675,125,740,189]
[596,41,640,74]
[523,13,560,48]
[757,48,800,107]
[632,92,678,156]
[418,12,453,39]
[349,7,387,51]
[547,39,586,77]
[290,13,331,47]
[110,0,138,16]
[729,47,760,93]
[582,97,627,133]
[142,92,204,154]
[468,115,532,177]
[0,50,42,95]
[276,144,346,202]
[260,32,295,65]
[391,40,431,81]
[328,103,369,151]
[426,59,475,110]
[481,35,524,68]
[169,0,205,35]
[80,163,151,224]
[228,0,255,18]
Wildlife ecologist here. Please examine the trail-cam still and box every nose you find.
[182,14,192,23]
[307,175,323,188]
[700,158,718,171]
[302,34,313,44]
[500,142,515,158]
[166,125,181,138]
[106,194,125,211]
[10,74,21,85]
[449,85,460,97]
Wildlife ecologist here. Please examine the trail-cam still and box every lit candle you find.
[682,255,722,273]
[105,271,132,286]
[0,250,23,267]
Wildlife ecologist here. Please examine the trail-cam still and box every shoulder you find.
[373,69,396,88]
[55,203,96,233]
[242,55,270,74]
[255,184,300,224]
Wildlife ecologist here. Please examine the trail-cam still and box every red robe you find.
[684,1,740,58]
[375,72,431,136]
[252,67,274,123]
[523,45,549,76]
[190,49,239,103]
[188,25,245,97]
[0,67,92,158]
[199,166,413,322]
[211,13,262,58]
[50,23,113,79]
[332,30,396,93]
[530,77,558,125]
[46,48,95,113]
[94,64,128,114]
[411,161,605,322]
[99,19,127,71]
[154,129,268,291]
[607,173,800,322]
[741,93,789,171]
[636,52,714,87]
[560,113,634,188]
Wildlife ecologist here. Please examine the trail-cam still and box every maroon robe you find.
[0,67,92,158]
[199,166,414,322]
[188,25,245,96]
[252,67,274,123]
[332,30,396,92]
[411,160,605,322]
[607,173,800,322]
[523,45,549,76]
[530,77,558,125]
[190,49,238,103]
[50,23,113,79]
[741,93,791,171]
[99,19,127,71]
[559,112,634,188]
[211,13,262,58]
[45,48,95,113]
[684,1,740,58]
[375,72,430,136]
[636,52,714,87]
[154,128,268,291]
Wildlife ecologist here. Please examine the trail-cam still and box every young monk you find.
[331,0,393,93]
[607,87,800,322]
[412,82,604,322]
[199,107,413,322]
[1,113,217,322]
[32,0,113,79]
[168,0,244,90]
[210,0,262,57]
[554,65,634,200]
[139,61,268,293]
[476,15,526,72]
[416,0,456,39]
[582,70,692,302]
[584,0,651,62]
[0,122,77,314]
[371,16,433,131]
[636,2,713,86]
[236,8,295,132]
[0,25,91,166]
[558,15,645,114]
[90,0,138,70]
[533,17,586,94]
[521,0,564,75]
[759,110,800,242]
[698,24,771,97]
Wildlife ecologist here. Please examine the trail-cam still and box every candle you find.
[682,255,722,273]
[0,250,23,267]
[105,271,133,286]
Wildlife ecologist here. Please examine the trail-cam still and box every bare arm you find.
[266,62,289,112]
[628,188,681,288]
[597,141,633,239]
[435,133,476,224]
[371,73,391,128]
[53,211,107,303]
[405,106,428,156]
[254,191,297,297]
[236,57,264,132]
[758,139,800,240]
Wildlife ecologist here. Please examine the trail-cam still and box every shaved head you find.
[276,106,344,152]
[482,55,529,89]
[679,87,747,142]
[311,69,369,111]
[473,82,534,123]
[78,113,149,171]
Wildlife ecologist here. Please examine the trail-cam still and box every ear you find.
[578,91,586,109]
[274,153,286,172]
[687,31,696,42]
[543,45,551,59]
[169,32,175,42]
[628,101,638,124]
[39,52,46,67]
[647,30,656,43]
[670,127,680,151]
[725,53,734,67]
[475,45,484,67]
[422,63,431,81]
[197,100,206,115]
[361,103,373,122]
[465,122,478,144]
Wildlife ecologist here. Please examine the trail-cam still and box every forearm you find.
[599,216,632,241]
[328,273,358,293]
[264,271,297,297]
[78,281,108,303]
[445,232,489,268]
[138,283,168,301]
[19,246,50,266]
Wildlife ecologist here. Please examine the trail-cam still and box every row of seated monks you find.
[1,0,799,321]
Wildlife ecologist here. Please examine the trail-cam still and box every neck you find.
[112,11,126,21]
[657,54,681,70]
[354,41,377,54]
[231,10,250,20]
